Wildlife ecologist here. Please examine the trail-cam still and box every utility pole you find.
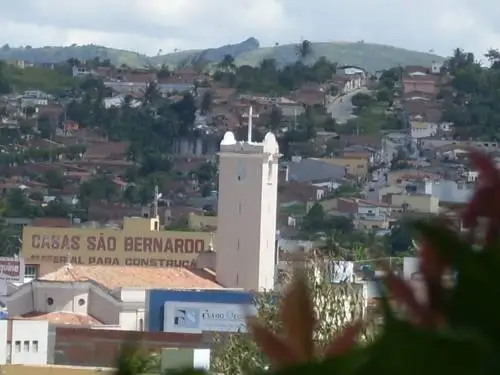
[153,185,159,218]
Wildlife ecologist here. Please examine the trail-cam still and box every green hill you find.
[234,42,444,72]
[149,41,444,72]
[0,44,149,67]
[0,40,444,72]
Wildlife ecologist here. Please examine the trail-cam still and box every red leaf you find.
[467,149,500,183]
[323,322,361,357]
[419,241,446,282]
[386,273,434,326]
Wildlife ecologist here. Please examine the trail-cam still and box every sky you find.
[1,0,499,59]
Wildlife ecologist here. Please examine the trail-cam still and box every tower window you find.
[267,160,273,183]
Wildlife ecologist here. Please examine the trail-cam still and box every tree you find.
[218,54,236,72]
[194,161,217,184]
[268,106,283,131]
[43,199,70,217]
[388,222,413,254]
[200,91,213,115]
[351,93,374,111]
[4,188,42,217]
[142,81,162,107]
[302,203,326,231]
[157,64,171,79]
[0,61,12,94]
[0,218,21,256]
[485,49,500,69]
[78,175,118,208]
[376,88,393,104]
[211,264,367,374]
[390,147,410,170]
[43,170,64,189]
[296,40,313,61]
[37,116,53,139]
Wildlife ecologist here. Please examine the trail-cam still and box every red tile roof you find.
[40,265,222,290]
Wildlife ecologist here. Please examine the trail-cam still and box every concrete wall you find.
[54,328,207,367]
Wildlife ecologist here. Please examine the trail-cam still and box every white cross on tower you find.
[247,106,259,143]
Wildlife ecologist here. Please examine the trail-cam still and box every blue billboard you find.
[146,289,254,332]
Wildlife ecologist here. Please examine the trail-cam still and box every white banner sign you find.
[163,301,257,334]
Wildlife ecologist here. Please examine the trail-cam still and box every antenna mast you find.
[247,106,253,143]
[153,185,159,218]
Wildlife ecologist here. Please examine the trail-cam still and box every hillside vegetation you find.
[0,39,444,72]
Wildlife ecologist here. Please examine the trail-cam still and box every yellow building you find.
[387,193,440,214]
[321,157,369,177]
[21,216,213,275]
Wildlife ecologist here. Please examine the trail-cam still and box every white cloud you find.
[0,0,498,57]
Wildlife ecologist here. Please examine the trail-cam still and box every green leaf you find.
[359,319,490,375]
[414,220,500,345]
[259,347,368,375]
[161,369,208,375]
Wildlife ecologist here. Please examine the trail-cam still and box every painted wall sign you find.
[22,226,211,268]
[0,257,25,282]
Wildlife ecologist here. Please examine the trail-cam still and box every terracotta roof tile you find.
[39,265,222,290]
[16,311,102,326]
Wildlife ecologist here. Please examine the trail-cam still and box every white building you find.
[103,95,141,109]
[6,265,221,331]
[215,106,280,291]
[0,319,49,364]
[410,121,438,139]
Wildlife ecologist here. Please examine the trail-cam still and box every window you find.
[47,297,54,306]
[6,341,11,363]
[154,221,159,231]
[237,161,245,181]
[25,265,38,278]
[23,341,29,352]
[139,319,144,331]
[32,341,38,353]
[14,341,21,353]
[267,160,273,183]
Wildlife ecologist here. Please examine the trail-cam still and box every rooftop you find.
[16,311,102,326]
[39,265,221,290]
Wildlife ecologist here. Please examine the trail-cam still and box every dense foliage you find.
[0,60,77,94]
[441,48,500,139]
[213,54,337,94]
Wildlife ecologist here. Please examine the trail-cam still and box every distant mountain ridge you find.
[0,38,445,72]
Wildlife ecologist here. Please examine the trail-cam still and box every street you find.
[326,87,369,125]
[363,132,408,202]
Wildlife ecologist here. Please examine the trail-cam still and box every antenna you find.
[247,106,253,143]
[153,185,159,218]
[65,252,72,272]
